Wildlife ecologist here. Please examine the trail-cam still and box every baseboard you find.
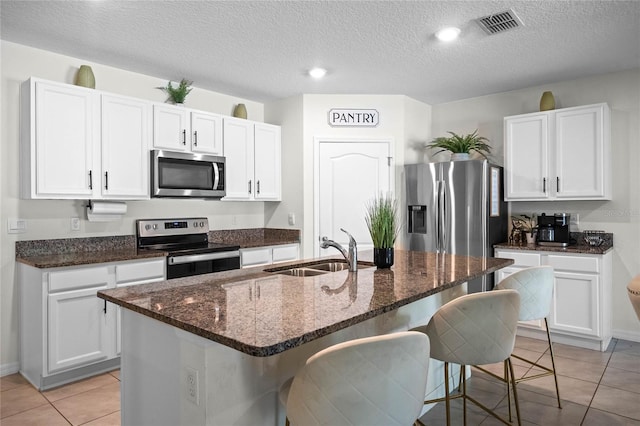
[612,328,640,343]
[1,362,20,377]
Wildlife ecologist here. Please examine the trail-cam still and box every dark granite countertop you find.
[97,250,513,357]
[495,232,613,255]
[15,228,300,268]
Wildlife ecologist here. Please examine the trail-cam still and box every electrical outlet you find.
[71,217,80,231]
[185,367,199,405]
[570,213,579,228]
[232,215,237,225]
[288,213,295,226]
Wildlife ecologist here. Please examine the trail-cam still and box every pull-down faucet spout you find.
[321,228,358,272]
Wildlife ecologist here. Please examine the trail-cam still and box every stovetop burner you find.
[136,218,239,253]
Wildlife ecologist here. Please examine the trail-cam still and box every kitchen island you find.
[98,250,512,426]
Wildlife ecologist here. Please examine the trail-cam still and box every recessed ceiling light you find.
[435,27,461,42]
[309,67,327,79]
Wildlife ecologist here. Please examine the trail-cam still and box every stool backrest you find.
[286,331,430,426]
[426,289,520,366]
[496,266,554,321]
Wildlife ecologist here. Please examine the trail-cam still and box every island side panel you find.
[120,284,467,425]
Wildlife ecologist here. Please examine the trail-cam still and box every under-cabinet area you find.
[495,248,612,351]
[18,257,166,390]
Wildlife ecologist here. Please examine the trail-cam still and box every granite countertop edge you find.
[494,242,613,255]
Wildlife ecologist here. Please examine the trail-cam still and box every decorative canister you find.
[539,91,555,111]
[75,65,95,89]
[233,103,247,119]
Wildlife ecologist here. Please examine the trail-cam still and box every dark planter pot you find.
[373,248,394,269]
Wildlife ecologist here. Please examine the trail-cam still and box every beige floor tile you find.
[83,411,121,425]
[0,374,29,392]
[591,384,640,421]
[108,370,120,381]
[609,350,640,373]
[515,335,551,354]
[538,353,606,383]
[0,383,49,419]
[518,373,597,407]
[583,407,640,425]
[0,403,71,426]
[551,341,613,365]
[52,382,120,426]
[614,339,640,357]
[601,365,640,394]
[419,397,492,425]
[493,386,584,426]
[43,373,119,402]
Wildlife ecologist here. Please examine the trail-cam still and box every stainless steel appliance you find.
[136,218,240,279]
[537,213,571,247]
[151,150,225,198]
[405,160,508,292]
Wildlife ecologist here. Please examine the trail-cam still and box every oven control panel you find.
[137,218,209,237]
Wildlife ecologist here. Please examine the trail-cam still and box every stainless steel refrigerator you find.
[405,160,508,292]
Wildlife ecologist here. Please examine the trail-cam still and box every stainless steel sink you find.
[306,262,352,272]
[271,268,327,277]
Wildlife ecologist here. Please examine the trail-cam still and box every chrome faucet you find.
[321,228,358,272]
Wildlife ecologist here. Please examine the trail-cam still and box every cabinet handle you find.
[88,170,93,190]
[103,300,107,314]
[543,177,546,193]
[193,130,198,146]
[182,129,186,145]
[257,180,260,194]
[249,287,252,301]
[104,171,109,190]
[248,180,252,194]
[557,177,560,193]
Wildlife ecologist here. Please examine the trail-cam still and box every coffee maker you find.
[537,213,571,247]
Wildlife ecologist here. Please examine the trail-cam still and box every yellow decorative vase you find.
[233,103,247,119]
[74,65,95,89]
[539,91,555,111]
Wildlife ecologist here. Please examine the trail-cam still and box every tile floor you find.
[1,336,639,425]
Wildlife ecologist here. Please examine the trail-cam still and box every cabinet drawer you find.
[495,251,541,267]
[272,244,299,263]
[115,258,165,286]
[241,248,272,267]
[545,255,599,273]
[48,266,110,293]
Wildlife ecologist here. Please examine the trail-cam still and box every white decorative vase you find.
[450,153,470,161]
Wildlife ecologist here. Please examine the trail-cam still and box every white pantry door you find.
[316,140,392,257]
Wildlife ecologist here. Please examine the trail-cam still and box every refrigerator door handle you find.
[435,180,441,252]
[440,180,447,252]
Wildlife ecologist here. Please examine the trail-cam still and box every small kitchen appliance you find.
[536,213,571,247]
[137,217,240,279]
[151,150,226,199]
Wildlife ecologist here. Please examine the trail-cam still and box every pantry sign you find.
[328,108,379,127]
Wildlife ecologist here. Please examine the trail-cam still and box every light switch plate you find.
[8,218,27,234]
[71,217,80,231]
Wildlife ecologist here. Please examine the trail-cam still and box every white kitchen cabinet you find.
[152,104,223,155]
[101,94,150,198]
[21,78,98,199]
[495,248,612,351]
[18,257,166,390]
[504,103,610,201]
[240,243,299,268]
[223,118,281,201]
[20,78,151,200]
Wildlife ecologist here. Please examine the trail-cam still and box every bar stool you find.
[484,266,562,415]
[627,274,640,321]
[278,331,430,426]
[412,289,521,426]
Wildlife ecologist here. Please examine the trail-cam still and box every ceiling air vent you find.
[476,9,524,35]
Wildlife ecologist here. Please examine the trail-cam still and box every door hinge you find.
[387,156,392,166]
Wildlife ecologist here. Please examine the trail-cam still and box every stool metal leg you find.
[507,358,522,426]
[444,361,451,426]
[545,318,562,408]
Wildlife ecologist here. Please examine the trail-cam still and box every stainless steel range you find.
[136,218,240,279]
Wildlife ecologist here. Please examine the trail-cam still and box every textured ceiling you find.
[2,1,639,104]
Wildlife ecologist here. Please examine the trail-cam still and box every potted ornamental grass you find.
[158,78,193,104]
[427,129,492,160]
[365,194,400,268]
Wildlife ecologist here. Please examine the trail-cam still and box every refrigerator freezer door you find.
[405,163,440,252]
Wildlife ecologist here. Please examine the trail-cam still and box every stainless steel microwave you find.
[151,150,225,198]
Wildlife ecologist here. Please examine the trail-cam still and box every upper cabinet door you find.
[223,118,254,200]
[555,104,610,199]
[190,111,223,155]
[101,94,150,199]
[31,80,97,198]
[152,104,188,151]
[254,123,281,201]
[504,113,550,200]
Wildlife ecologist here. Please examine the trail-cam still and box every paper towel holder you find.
[86,200,127,222]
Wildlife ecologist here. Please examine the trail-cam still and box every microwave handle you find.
[213,162,220,190]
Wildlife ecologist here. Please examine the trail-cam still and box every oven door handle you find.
[168,251,240,265]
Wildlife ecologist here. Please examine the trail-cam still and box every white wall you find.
[0,41,271,372]
[431,69,640,341]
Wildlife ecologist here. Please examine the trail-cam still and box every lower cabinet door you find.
[48,288,111,373]
[497,267,545,330]
[549,271,600,337]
